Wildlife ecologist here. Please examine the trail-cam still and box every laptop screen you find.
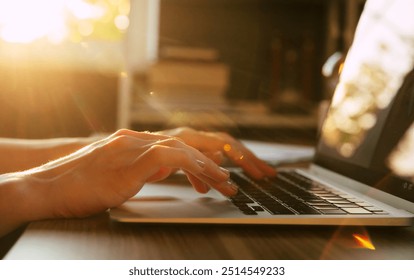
[313,0,414,203]
[314,70,414,203]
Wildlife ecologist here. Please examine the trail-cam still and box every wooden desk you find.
[4,212,414,260]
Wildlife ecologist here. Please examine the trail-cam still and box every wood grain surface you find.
[5,212,414,260]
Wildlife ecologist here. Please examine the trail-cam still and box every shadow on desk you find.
[3,212,414,260]
[0,226,25,259]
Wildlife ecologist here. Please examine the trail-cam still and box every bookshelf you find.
[128,104,317,130]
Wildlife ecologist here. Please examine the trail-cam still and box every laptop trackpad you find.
[110,181,237,221]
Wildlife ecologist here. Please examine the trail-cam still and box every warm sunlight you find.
[0,0,129,44]
[0,0,65,43]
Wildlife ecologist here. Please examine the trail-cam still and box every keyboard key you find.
[320,209,347,215]
[230,192,254,204]
[325,199,350,203]
[230,173,295,215]
[231,170,386,217]
[232,203,258,215]
[338,194,356,199]
[333,203,359,208]
[241,208,258,215]
[364,206,387,213]
[317,194,340,198]
[288,202,321,214]
[267,177,319,200]
[313,204,339,209]
[310,191,332,195]
[252,206,265,212]
[356,202,374,207]
[259,199,296,215]
[307,201,332,206]
[342,208,372,214]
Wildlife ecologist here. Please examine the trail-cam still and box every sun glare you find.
[0,0,129,44]
[0,0,64,43]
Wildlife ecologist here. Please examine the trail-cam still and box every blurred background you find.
[0,0,365,144]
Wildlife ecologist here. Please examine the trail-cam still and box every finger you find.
[128,144,230,190]
[111,129,172,141]
[104,132,273,181]
[204,151,225,165]
[248,154,277,176]
[149,138,231,182]
[171,129,275,178]
[119,134,237,197]
[145,145,237,197]
[185,172,210,194]
[87,131,166,155]
[184,165,238,197]
[110,136,230,184]
[146,166,174,182]
[220,141,274,179]
[214,135,276,178]
[99,134,190,165]
[190,172,238,197]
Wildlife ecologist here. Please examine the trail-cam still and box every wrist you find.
[7,173,55,222]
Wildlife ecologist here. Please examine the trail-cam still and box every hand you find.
[22,129,238,220]
[159,127,276,179]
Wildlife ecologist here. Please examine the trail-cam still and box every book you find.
[159,46,219,62]
[148,60,230,94]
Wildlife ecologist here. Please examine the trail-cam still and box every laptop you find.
[110,70,414,226]
[110,1,414,226]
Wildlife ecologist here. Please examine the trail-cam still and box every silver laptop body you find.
[109,160,414,226]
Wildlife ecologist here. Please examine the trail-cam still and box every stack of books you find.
[145,46,230,110]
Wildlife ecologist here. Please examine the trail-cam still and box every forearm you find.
[0,173,54,237]
[0,137,102,174]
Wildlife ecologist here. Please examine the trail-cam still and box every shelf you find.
[128,103,318,130]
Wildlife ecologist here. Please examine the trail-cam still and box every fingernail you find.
[196,160,206,168]
[200,182,210,193]
[221,180,238,196]
[213,151,223,157]
[219,167,230,176]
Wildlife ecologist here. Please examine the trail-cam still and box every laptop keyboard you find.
[229,170,388,216]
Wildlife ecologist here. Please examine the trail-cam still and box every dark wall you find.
[159,0,328,102]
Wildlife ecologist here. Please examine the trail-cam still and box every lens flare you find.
[223,144,232,152]
[352,234,376,250]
